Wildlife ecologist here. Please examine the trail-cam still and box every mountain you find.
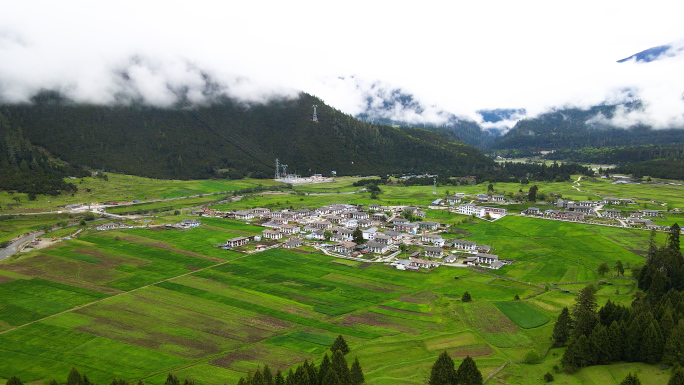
[491,103,684,151]
[0,92,497,182]
[351,84,496,147]
[617,42,684,63]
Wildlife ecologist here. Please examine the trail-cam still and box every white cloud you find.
[0,0,683,130]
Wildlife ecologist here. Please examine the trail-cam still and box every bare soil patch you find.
[377,305,433,317]
[0,275,14,284]
[450,344,493,358]
[630,249,647,255]
[398,297,428,304]
[356,263,372,269]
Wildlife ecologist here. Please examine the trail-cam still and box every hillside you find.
[0,93,496,181]
[492,104,684,151]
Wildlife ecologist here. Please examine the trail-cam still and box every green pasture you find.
[494,301,550,329]
[0,182,676,384]
[0,174,282,214]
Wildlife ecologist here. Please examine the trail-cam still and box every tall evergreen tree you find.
[428,351,455,385]
[664,320,684,365]
[350,357,365,385]
[572,286,598,339]
[643,321,665,364]
[263,365,273,385]
[305,361,317,385]
[253,370,265,385]
[285,369,295,385]
[6,377,22,385]
[331,335,350,355]
[331,350,352,385]
[669,369,684,385]
[620,373,641,385]
[455,356,483,385]
[318,353,332,385]
[461,291,472,303]
[67,368,83,385]
[590,323,611,364]
[274,370,285,385]
[615,260,625,276]
[352,227,364,245]
[322,371,340,385]
[561,335,591,373]
[608,321,626,362]
[669,223,681,253]
[165,374,180,385]
[552,307,572,347]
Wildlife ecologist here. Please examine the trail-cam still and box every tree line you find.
[552,224,684,384]
[0,112,85,196]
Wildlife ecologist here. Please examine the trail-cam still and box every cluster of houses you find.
[166,219,202,230]
[96,222,133,231]
[207,202,512,271]
[523,198,668,230]
[456,203,508,219]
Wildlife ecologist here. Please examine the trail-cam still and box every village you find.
[79,185,678,274]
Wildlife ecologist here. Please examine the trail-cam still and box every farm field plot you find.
[494,301,550,329]
[454,215,647,284]
[0,193,671,385]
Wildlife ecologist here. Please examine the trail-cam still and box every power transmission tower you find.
[433,177,437,195]
[275,159,280,179]
[312,105,318,122]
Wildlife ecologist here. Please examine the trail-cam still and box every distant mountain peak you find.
[617,42,684,63]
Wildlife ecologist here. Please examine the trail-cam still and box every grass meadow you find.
[1,175,682,385]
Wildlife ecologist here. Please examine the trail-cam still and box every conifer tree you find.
[331,350,352,385]
[590,323,611,364]
[331,335,350,355]
[67,368,83,385]
[552,307,572,347]
[182,379,195,385]
[350,357,365,385]
[285,369,295,385]
[620,373,641,385]
[428,351,455,385]
[455,356,483,385]
[643,321,665,364]
[461,291,472,303]
[615,260,625,276]
[322,371,340,385]
[305,361,317,385]
[664,320,684,366]
[598,262,610,277]
[669,369,684,385]
[608,321,626,362]
[263,365,273,385]
[165,374,180,385]
[253,370,265,385]
[669,223,681,253]
[83,375,93,385]
[561,335,590,373]
[274,370,285,385]
[236,379,245,385]
[352,227,364,244]
[48,380,59,385]
[572,286,598,339]
[318,353,332,385]
[6,377,22,385]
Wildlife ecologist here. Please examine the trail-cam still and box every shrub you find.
[544,372,554,382]
[524,350,541,364]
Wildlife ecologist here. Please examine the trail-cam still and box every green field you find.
[0,174,283,214]
[1,175,682,385]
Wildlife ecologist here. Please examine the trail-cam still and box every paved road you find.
[0,231,45,261]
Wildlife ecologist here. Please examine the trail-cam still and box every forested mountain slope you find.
[0,93,496,180]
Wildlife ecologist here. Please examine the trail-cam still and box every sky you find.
[1,0,683,130]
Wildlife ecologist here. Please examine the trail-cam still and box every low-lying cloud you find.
[1,2,683,131]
